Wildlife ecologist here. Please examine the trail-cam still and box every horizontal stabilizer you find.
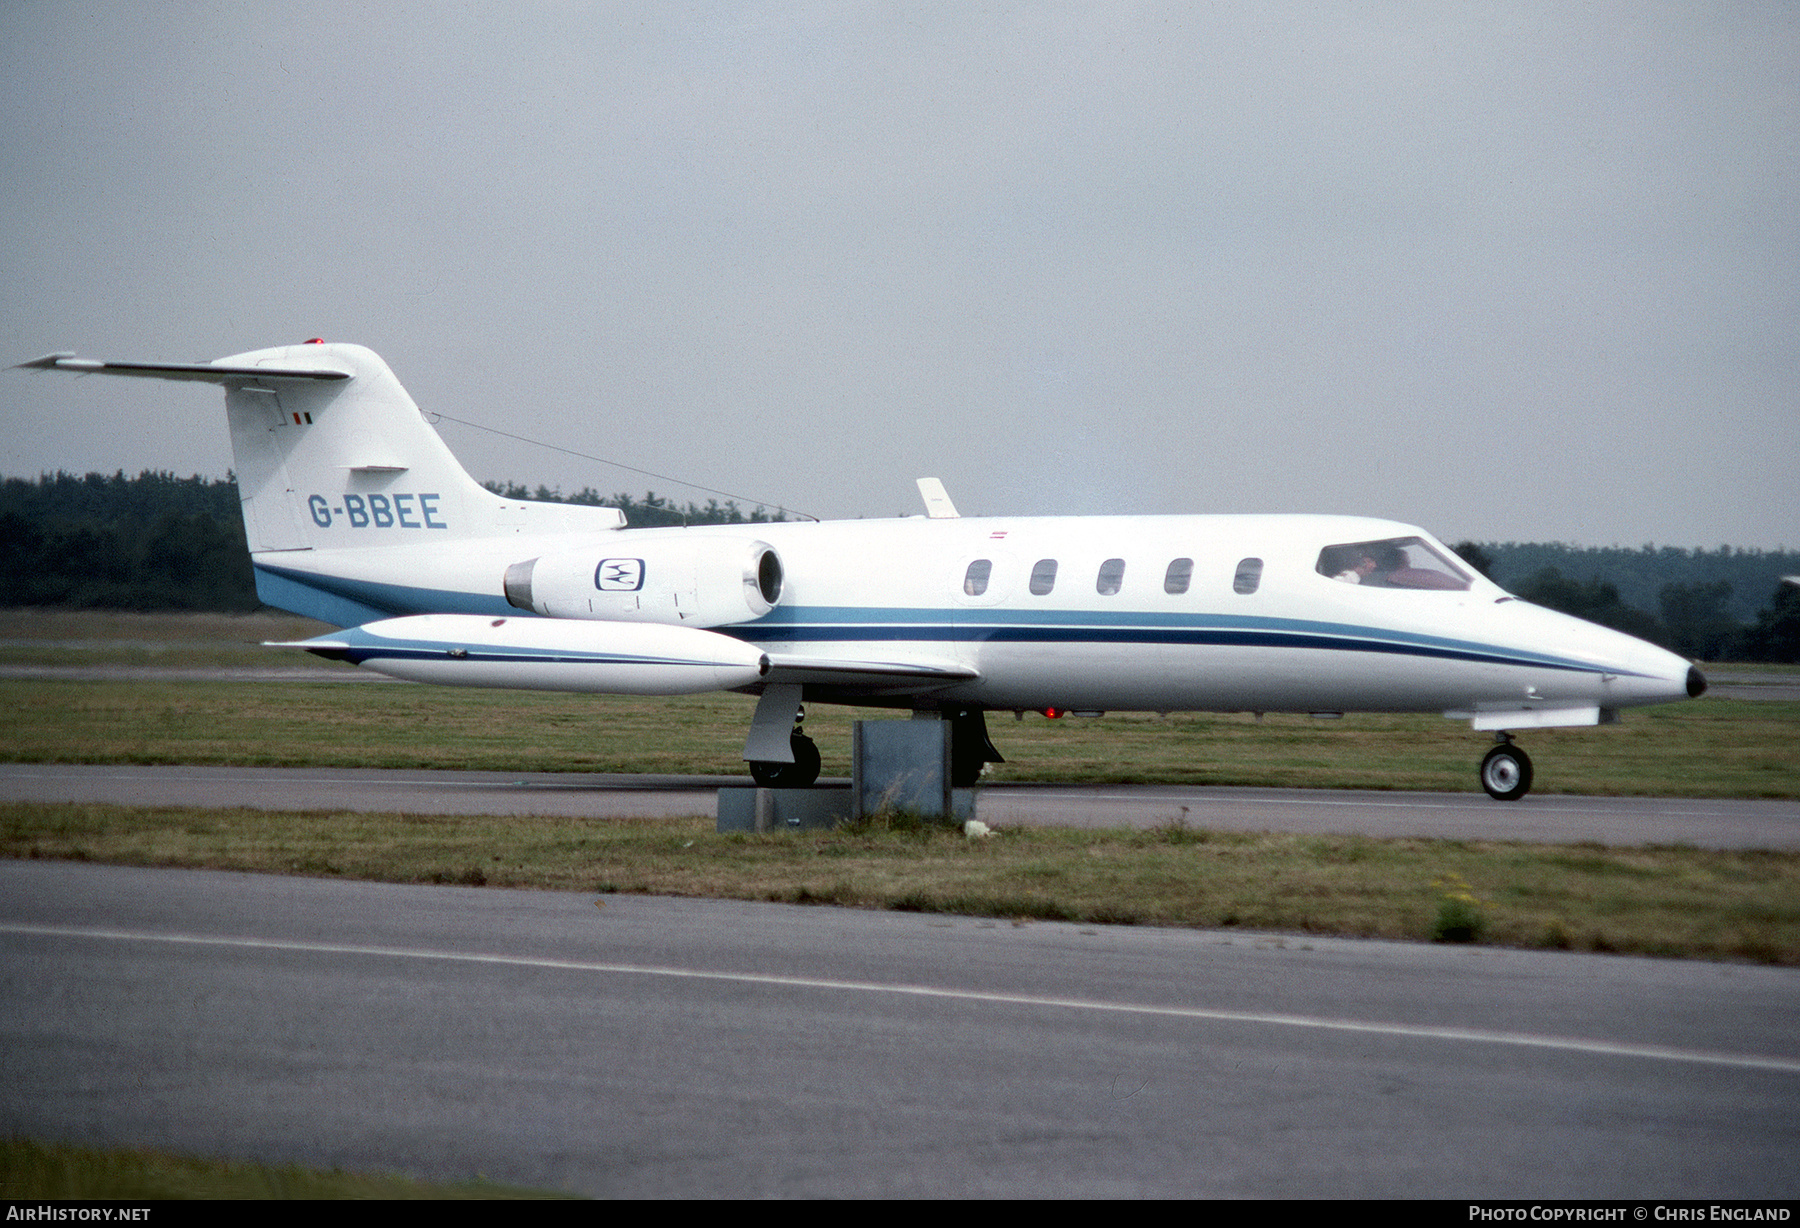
[14,353,350,382]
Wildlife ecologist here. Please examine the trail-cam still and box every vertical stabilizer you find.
[217,342,514,551]
[17,342,626,555]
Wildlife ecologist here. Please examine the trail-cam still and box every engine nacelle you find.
[503,536,783,628]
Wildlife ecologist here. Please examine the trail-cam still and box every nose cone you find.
[1490,600,1703,711]
[1593,631,1705,708]
[1589,628,1711,710]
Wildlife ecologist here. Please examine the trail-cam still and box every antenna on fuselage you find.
[916,477,960,519]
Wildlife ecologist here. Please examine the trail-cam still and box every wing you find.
[265,613,978,700]
[761,651,978,697]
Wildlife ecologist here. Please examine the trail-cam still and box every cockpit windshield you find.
[1316,536,1472,591]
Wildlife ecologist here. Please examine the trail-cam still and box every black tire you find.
[1480,743,1533,801]
[947,707,1000,788]
[748,734,821,788]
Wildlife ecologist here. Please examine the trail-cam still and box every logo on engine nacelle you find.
[595,558,645,591]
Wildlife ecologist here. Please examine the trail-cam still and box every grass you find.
[6,801,1797,964]
[3,606,1794,797]
[0,609,339,669]
[2,609,1795,966]
[1,677,1794,797]
[6,612,1791,1196]
[0,1136,575,1199]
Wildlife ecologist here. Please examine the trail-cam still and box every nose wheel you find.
[1479,736,1533,801]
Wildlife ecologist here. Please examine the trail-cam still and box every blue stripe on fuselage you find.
[254,567,1628,680]
[254,563,517,628]
[722,604,1625,676]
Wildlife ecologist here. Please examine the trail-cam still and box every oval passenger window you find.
[1096,558,1125,596]
[1234,557,1263,595]
[1164,558,1193,595]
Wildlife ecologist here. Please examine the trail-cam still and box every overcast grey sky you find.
[3,2,1794,546]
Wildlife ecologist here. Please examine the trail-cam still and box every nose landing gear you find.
[1479,733,1533,801]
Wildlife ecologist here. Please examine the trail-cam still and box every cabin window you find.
[1164,558,1193,595]
[1316,537,1472,591]
[1096,558,1125,596]
[1233,557,1263,595]
[963,559,992,597]
[1029,558,1058,595]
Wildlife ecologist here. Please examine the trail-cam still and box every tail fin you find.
[18,342,624,552]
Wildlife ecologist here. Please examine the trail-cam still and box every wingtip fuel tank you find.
[282,614,770,695]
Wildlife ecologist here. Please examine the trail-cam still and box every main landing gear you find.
[947,706,1004,788]
[743,705,1003,789]
[748,709,822,788]
[1479,733,1533,802]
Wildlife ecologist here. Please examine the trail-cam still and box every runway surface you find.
[2,859,1795,1198]
[4,762,1798,849]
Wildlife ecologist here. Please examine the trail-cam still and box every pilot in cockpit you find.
[1320,539,1470,591]
[1326,546,1387,585]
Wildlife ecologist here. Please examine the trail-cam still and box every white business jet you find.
[17,341,1705,800]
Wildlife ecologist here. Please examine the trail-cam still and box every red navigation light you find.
[1041,707,1064,719]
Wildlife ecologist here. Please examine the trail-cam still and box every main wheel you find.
[748,734,822,788]
[947,707,1000,788]
[949,755,984,789]
[1479,743,1533,801]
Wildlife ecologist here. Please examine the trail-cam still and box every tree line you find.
[1,471,255,610]
[2,470,1794,661]
[478,482,790,527]
[1451,542,1798,664]
[0,471,788,612]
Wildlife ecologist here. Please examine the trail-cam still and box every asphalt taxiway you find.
[6,663,1795,1195]
[3,859,1795,1198]
[3,762,1796,849]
